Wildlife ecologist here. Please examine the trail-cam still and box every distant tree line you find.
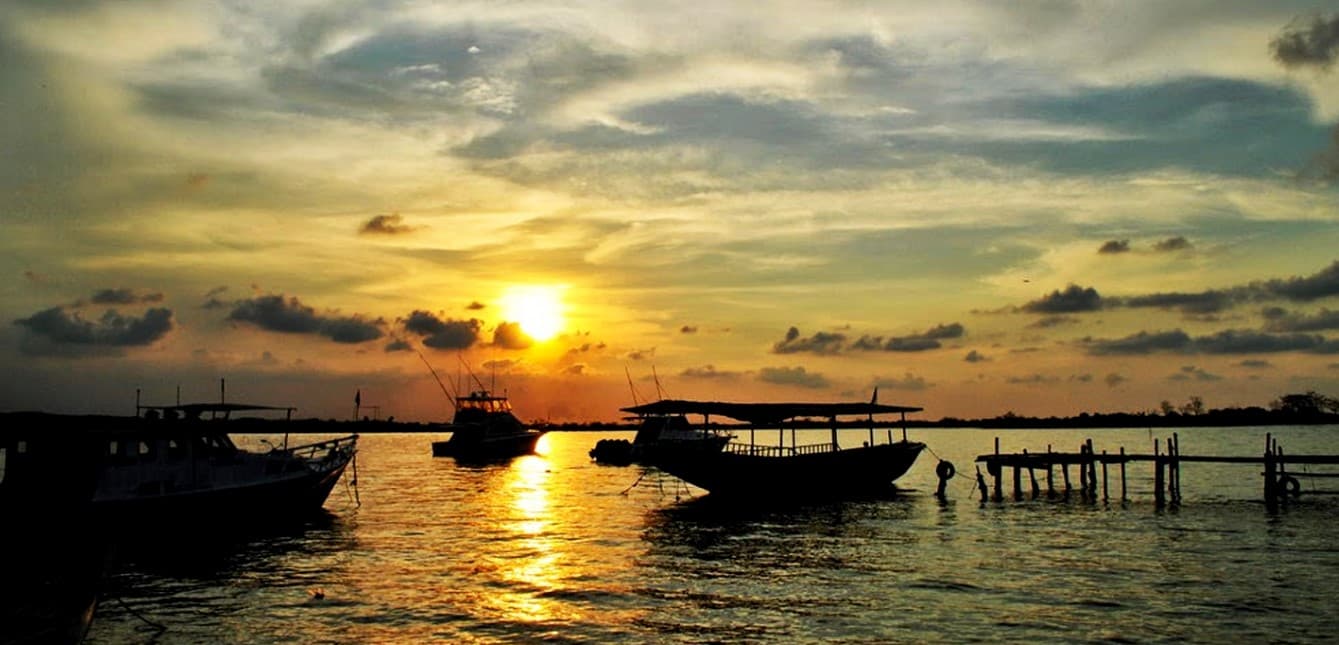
[536,390,1339,431]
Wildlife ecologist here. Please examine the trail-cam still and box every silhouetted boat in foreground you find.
[619,395,925,498]
[93,403,359,524]
[431,390,545,462]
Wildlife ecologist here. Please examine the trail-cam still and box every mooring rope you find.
[113,594,167,634]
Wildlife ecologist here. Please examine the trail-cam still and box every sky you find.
[3,1,1339,424]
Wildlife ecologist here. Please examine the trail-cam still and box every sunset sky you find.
[4,2,1339,423]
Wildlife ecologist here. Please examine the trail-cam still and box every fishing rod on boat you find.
[456,354,490,394]
[416,350,459,414]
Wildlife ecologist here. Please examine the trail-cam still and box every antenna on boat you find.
[651,364,667,401]
[456,354,489,394]
[625,366,641,406]
[417,350,459,414]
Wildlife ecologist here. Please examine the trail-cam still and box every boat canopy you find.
[138,402,297,420]
[620,399,922,425]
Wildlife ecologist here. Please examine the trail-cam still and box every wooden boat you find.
[90,403,359,524]
[618,396,925,498]
[430,390,545,462]
[590,410,733,466]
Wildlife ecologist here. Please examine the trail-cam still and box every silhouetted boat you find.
[618,396,925,498]
[590,410,733,466]
[89,403,359,524]
[1,427,105,645]
[431,390,545,461]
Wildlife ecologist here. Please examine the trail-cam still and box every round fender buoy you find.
[936,460,956,480]
[1283,475,1301,498]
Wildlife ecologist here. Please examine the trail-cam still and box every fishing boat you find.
[618,395,925,498]
[90,402,359,524]
[430,390,545,461]
[590,409,733,466]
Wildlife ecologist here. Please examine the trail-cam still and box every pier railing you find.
[723,441,834,457]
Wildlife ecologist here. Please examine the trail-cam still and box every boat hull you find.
[655,441,926,498]
[432,430,544,461]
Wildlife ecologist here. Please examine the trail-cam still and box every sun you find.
[500,285,565,342]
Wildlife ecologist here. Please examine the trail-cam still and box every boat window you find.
[138,440,153,456]
[109,440,121,456]
[15,440,26,454]
[0,447,6,485]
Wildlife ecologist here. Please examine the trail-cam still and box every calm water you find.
[85,426,1339,643]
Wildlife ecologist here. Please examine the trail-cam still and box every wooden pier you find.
[970,432,1339,509]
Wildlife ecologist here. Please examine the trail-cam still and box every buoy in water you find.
[936,460,956,480]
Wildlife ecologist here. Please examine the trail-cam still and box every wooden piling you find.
[1119,446,1127,502]
[1046,444,1056,499]
[992,437,1003,502]
[1154,438,1165,509]
[1263,433,1275,507]
[1078,442,1088,501]
[1101,449,1109,503]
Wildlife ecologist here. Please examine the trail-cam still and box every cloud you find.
[88,288,165,305]
[852,323,965,353]
[228,295,384,344]
[964,350,989,363]
[1262,307,1339,332]
[1085,329,1193,355]
[680,365,744,380]
[758,366,829,389]
[1085,328,1336,355]
[1098,240,1130,254]
[359,213,420,236]
[1270,13,1339,69]
[772,326,846,355]
[1238,359,1273,369]
[1122,290,1233,314]
[1260,260,1339,301]
[625,348,654,361]
[1022,285,1103,313]
[384,338,412,352]
[1168,365,1222,382]
[680,325,698,334]
[872,373,930,391]
[1104,373,1128,387]
[1153,236,1192,252]
[466,301,486,311]
[402,310,481,349]
[1028,315,1080,329]
[563,364,586,375]
[1006,374,1060,385]
[492,321,533,349]
[14,306,174,355]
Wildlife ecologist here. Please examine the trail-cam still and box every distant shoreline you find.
[5,409,1336,434]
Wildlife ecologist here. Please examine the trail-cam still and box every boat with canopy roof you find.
[619,393,925,498]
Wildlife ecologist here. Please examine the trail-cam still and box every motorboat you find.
[430,390,544,462]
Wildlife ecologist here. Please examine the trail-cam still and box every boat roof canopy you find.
[140,403,296,414]
[620,399,922,425]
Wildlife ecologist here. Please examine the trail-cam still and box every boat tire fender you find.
[936,460,956,480]
[1283,475,1301,498]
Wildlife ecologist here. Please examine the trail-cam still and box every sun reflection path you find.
[491,454,577,626]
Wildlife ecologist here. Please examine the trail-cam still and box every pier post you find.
[992,437,1003,502]
[1154,438,1165,509]
[1061,463,1071,499]
[1029,467,1040,500]
[1078,443,1088,501]
[1171,433,1181,505]
[1086,439,1098,500]
[1046,444,1056,499]
[1263,433,1276,508]
[1101,450,1109,503]
[1119,446,1127,502]
[1013,465,1023,501]
[976,466,989,504]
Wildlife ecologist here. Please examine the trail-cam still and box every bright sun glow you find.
[500,286,565,342]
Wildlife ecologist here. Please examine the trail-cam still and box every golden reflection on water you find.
[490,454,568,625]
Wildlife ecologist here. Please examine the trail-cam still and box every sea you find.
[84,425,1339,644]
